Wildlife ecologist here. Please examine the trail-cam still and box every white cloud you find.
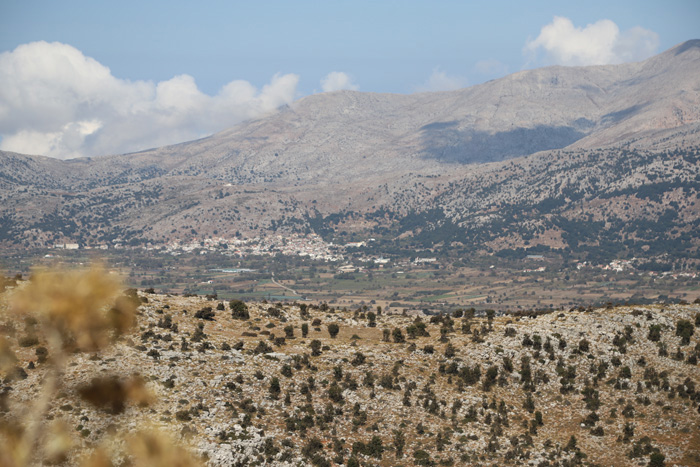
[524,16,659,66]
[415,68,467,92]
[320,71,359,92]
[0,41,299,159]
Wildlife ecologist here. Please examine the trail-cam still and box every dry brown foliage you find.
[0,266,200,466]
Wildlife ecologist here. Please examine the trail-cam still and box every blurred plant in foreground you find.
[82,429,202,467]
[0,266,202,466]
[10,266,135,352]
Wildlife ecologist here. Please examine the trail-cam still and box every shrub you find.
[648,452,665,467]
[483,365,498,391]
[35,346,48,363]
[194,307,215,320]
[230,300,249,320]
[191,322,207,342]
[378,374,394,390]
[620,366,632,379]
[351,352,366,366]
[366,435,383,459]
[523,393,535,413]
[18,335,39,347]
[281,364,293,377]
[382,329,391,342]
[328,382,344,403]
[327,323,340,338]
[676,319,694,345]
[414,449,435,466]
[502,356,513,373]
[366,311,376,327]
[269,377,281,400]
[253,341,272,354]
[175,410,191,421]
[648,324,662,342]
[392,328,405,343]
[301,437,324,458]
[579,338,590,353]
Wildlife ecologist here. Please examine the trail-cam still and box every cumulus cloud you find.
[320,71,359,92]
[524,16,659,66]
[415,68,467,92]
[0,41,299,159]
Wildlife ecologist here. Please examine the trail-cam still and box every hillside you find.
[2,278,699,466]
[0,41,699,262]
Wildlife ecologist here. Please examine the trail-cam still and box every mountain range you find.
[1,40,699,264]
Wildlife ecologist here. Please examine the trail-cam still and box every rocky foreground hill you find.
[1,41,700,262]
[2,279,699,466]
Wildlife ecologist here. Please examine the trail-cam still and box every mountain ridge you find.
[1,41,699,262]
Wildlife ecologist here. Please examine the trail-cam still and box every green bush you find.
[230,300,249,320]
[648,324,662,342]
[676,319,694,345]
[327,323,340,338]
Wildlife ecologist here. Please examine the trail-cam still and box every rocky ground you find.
[2,286,700,466]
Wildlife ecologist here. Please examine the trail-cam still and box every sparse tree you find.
[310,339,322,356]
[648,324,662,342]
[327,323,340,338]
[383,329,391,342]
[269,377,281,400]
[230,300,249,320]
[367,311,377,327]
[579,338,590,353]
[328,382,343,403]
[676,319,694,345]
[393,429,406,458]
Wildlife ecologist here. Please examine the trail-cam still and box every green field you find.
[2,248,697,313]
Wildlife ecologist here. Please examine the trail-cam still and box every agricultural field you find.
[2,249,697,314]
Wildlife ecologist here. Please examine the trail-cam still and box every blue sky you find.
[0,0,698,158]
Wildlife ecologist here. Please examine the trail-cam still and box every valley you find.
[4,247,698,314]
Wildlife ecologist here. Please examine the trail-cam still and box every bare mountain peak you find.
[3,42,699,174]
[671,38,700,56]
[1,43,699,257]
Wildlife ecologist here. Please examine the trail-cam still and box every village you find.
[48,235,699,284]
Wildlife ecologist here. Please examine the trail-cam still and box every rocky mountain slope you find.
[2,283,700,466]
[1,41,699,260]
